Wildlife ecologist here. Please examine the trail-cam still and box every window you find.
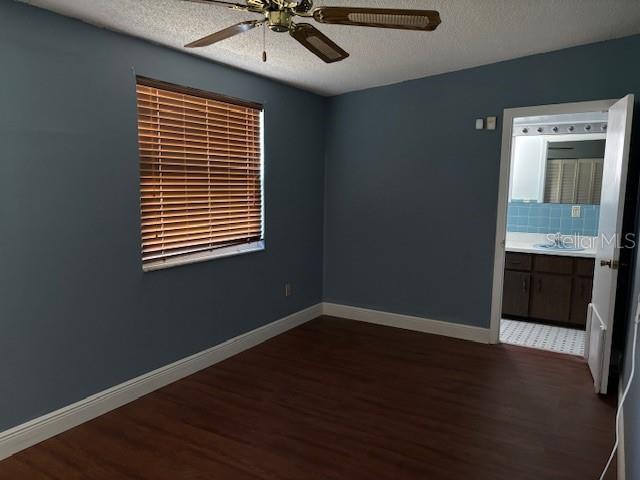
[135,77,264,271]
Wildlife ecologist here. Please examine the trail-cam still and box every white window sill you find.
[143,240,265,272]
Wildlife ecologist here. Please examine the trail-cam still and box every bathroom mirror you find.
[509,137,605,205]
[507,136,605,237]
[543,140,605,205]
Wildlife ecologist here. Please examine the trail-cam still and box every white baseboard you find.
[0,303,322,461]
[0,302,490,460]
[322,303,491,344]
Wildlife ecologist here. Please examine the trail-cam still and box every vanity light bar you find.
[514,121,608,136]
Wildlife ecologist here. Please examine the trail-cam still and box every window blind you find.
[544,160,563,203]
[576,159,603,204]
[135,77,263,268]
[543,158,603,205]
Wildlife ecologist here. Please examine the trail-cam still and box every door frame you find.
[489,99,617,344]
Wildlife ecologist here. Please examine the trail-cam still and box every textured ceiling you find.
[18,0,640,96]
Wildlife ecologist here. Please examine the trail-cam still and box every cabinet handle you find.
[537,279,542,293]
[522,279,526,292]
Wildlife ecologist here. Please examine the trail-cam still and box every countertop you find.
[505,233,597,258]
[505,242,596,258]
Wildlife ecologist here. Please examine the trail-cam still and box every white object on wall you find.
[572,205,582,217]
[508,136,546,202]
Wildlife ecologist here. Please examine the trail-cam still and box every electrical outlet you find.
[571,206,581,218]
[284,283,292,297]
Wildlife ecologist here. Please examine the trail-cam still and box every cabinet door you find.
[530,273,572,323]
[502,271,530,317]
[575,258,595,277]
[570,277,593,327]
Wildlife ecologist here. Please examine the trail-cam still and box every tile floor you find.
[500,319,586,356]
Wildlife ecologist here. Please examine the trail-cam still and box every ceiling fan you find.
[182,0,441,63]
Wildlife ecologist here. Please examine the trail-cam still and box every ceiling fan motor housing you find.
[266,10,293,32]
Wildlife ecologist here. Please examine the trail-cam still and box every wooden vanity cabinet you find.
[570,277,593,326]
[502,252,595,327]
[502,270,531,317]
[530,273,572,323]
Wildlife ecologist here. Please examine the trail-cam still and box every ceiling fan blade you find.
[185,20,261,48]
[312,7,441,31]
[290,23,349,64]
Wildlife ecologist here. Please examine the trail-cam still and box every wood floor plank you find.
[0,316,617,479]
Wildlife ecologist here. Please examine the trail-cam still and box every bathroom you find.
[499,112,607,356]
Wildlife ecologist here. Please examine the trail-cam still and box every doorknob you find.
[600,259,620,269]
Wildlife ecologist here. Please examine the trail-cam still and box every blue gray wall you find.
[323,34,640,478]
[323,35,640,327]
[3,1,640,477]
[0,1,326,431]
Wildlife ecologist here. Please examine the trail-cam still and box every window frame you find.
[135,77,265,272]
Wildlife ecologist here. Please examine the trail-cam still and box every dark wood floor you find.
[0,316,616,480]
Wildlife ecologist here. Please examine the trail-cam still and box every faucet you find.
[553,232,564,247]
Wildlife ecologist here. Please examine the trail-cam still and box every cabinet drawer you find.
[533,255,573,274]
[575,258,595,277]
[505,252,532,271]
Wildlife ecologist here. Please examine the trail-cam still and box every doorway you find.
[489,97,635,395]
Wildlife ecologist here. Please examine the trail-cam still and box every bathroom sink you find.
[534,243,585,252]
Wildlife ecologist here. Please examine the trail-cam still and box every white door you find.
[587,94,635,394]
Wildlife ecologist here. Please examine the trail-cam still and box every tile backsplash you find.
[507,201,599,236]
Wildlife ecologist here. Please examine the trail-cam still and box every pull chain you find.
[262,23,267,63]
